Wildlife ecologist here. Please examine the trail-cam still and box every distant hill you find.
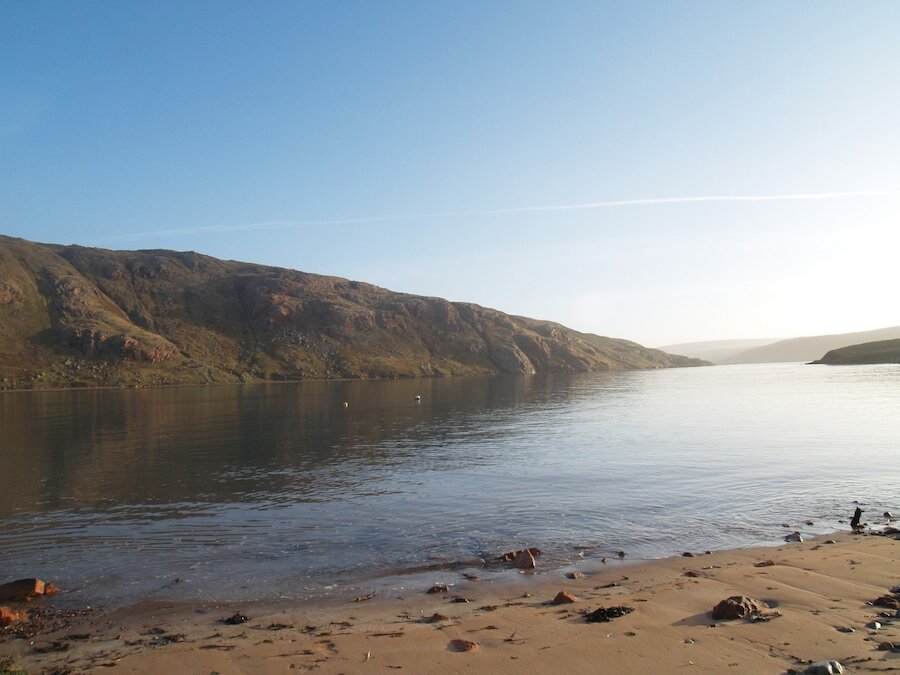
[0,235,706,389]
[658,338,780,364]
[812,338,900,365]
[719,326,900,364]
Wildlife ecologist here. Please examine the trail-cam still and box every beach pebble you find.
[835,626,854,633]
[884,511,893,519]
[617,551,626,559]
[868,621,882,630]
[806,520,814,526]
[804,660,844,674]
[877,641,896,651]
[784,531,803,543]
[566,571,584,580]
[551,591,578,605]
[824,540,837,544]
[711,596,769,620]
[424,613,449,623]
[754,560,776,568]
[427,584,450,594]
[223,612,249,625]
[682,552,694,557]
[448,639,479,652]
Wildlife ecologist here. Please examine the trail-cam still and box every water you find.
[0,363,898,607]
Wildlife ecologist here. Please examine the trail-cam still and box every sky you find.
[2,1,899,346]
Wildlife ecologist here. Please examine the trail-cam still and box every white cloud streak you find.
[103,190,899,242]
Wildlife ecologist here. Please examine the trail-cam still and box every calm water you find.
[1,363,898,607]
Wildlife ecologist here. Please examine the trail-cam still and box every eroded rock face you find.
[711,595,769,620]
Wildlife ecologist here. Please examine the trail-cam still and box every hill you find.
[0,235,706,389]
[658,338,780,364]
[812,338,900,365]
[717,326,900,364]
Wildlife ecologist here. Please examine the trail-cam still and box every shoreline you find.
[2,530,898,673]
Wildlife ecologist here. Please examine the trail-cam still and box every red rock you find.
[0,606,27,626]
[448,639,479,652]
[0,579,52,602]
[552,591,578,605]
[566,571,584,580]
[711,596,769,620]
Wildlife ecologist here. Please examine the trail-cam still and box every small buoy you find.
[343,401,349,408]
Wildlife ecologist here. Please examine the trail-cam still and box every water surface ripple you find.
[0,363,898,606]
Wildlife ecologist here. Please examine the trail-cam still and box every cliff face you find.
[0,235,706,389]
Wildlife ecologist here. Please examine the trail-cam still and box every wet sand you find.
[2,532,898,674]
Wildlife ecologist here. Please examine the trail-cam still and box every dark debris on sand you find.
[583,606,635,623]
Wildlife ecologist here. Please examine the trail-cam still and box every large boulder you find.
[711,595,769,620]
[0,578,59,603]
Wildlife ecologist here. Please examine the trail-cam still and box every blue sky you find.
[2,1,899,345]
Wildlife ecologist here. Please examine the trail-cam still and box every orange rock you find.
[552,591,578,605]
[0,605,27,626]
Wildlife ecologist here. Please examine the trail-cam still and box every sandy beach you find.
[2,531,898,674]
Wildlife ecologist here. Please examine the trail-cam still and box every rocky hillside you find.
[0,235,706,389]
[715,326,900,364]
[811,339,900,365]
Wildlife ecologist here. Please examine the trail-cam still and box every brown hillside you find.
[0,235,706,389]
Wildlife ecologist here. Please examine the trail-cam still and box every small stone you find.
[223,612,249,625]
[877,641,895,651]
[424,613,449,623]
[824,540,837,544]
[711,596,769,620]
[427,584,450,594]
[684,638,695,644]
[868,621,882,630]
[805,520,814,526]
[784,531,803,543]
[551,591,578,605]
[682,552,694,557]
[684,571,701,578]
[450,597,469,604]
[566,571,584,580]
[804,660,844,674]
[617,551,625,559]
[754,560,776,568]
[448,639,479,652]
[835,626,854,633]
[884,512,894,519]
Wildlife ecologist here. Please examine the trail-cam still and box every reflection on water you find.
[1,364,898,606]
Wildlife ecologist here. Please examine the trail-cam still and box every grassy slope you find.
[0,235,706,389]
[812,338,900,365]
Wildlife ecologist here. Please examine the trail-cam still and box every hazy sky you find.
[2,1,899,346]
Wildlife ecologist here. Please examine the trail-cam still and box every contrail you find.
[104,190,898,242]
